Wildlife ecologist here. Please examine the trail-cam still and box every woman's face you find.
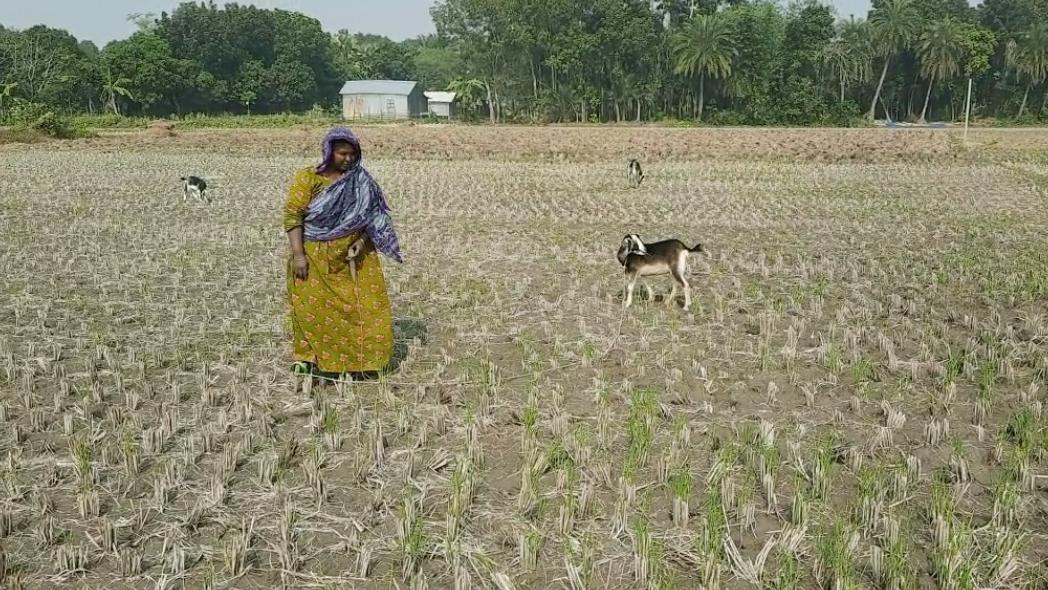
[330,142,358,172]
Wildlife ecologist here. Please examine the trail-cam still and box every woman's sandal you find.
[293,363,381,383]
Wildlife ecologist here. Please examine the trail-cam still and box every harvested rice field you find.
[2,125,1048,589]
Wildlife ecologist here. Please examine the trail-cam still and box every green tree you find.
[0,82,17,112]
[822,20,873,103]
[775,1,835,123]
[351,34,416,80]
[239,90,257,114]
[912,0,977,25]
[0,26,100,110]
[447,77,487,119]
[673,13,736,120]
[265,57,317,111]
[916,17,966,123]
[234,60,266,113]
[0,0,1043,124]
[100,67,134,115]
[980,0,1048,41]
[1006,23,1048,117]
[867,0,920,120]
[960,24,997,77]
[719,1,784,121]
[102,32,195,115]
[783,1,835,80]
[332,30,368,79]
[410,37,464,91]
[432,0,510,123]
[155,3,336,113]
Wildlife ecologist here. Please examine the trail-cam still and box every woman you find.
[283,127,403,379]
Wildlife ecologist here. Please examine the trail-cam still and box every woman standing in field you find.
[283,127,403,379]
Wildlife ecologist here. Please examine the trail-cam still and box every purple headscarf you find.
[303,127,403,263]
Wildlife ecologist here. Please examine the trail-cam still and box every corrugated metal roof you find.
[424,91,457,103]
[339,80,419,95]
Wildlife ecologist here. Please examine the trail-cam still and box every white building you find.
[339,80,428,120]
[424,91,457,119]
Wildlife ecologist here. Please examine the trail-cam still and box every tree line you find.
[1,0,1046,125]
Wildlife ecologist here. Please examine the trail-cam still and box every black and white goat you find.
[181,176,209,204]
[627,159,644,188]
[617,234,704,310]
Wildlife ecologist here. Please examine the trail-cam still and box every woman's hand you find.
[292,253,309,281]
[346,238,366,261]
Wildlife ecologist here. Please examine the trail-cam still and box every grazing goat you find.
[181,176,209,203]
[617,234,704,310]
[627,159,644,188]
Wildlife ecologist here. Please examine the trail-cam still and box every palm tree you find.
[611,70,648,123]
[822,21,873,103]
[822,36,852,103]
[673,13,735,121]
[916,17,965,123]
[1006,23,1048,118]
[867,0,919,121]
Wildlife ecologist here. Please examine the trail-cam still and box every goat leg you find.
[624,275,636,308]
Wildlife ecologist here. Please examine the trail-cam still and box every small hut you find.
[339,80,427,120]
[424,91,457,119]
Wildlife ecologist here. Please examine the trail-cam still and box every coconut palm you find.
[867,0,919,120]
[1006,23,1048,118]
[673,12,736,121]
[822,20,873,103]
[916,17,965,123]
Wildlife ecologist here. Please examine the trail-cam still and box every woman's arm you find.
[284,170,313,280]
[287,226,308,280]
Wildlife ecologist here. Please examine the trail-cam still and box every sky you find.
[0,0,938,46]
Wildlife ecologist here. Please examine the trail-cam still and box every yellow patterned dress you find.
[283,167,394,373]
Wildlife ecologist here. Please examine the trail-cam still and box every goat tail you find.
[690,243,705,253]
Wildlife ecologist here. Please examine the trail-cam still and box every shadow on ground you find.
[389,316,428,374]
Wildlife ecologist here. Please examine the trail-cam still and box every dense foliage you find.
[1,0,1047,124]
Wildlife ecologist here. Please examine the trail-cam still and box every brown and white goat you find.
[617,234,704,310]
